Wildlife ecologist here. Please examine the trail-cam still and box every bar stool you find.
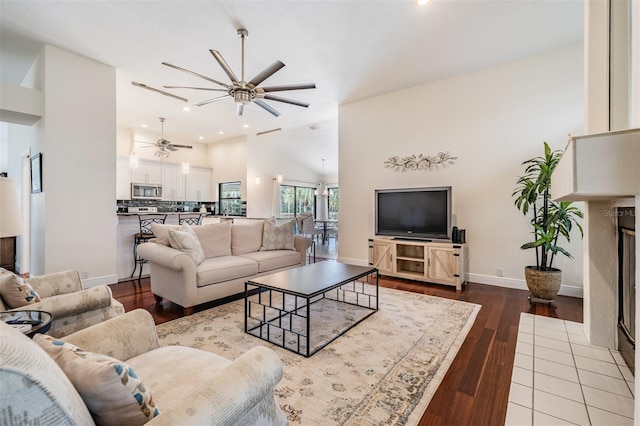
[131,214,167,282]
[178,213,203,226]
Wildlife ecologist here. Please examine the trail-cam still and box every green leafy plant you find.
[513,142,583,271]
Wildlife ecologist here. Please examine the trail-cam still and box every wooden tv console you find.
[368,237,468,290]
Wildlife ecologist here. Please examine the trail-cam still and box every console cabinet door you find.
[372,241,394,274]
[427,246,456,285]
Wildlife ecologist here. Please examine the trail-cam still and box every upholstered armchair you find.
[0,309,288,425]
[0,269,125,338]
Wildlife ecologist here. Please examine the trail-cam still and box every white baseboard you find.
[82,274,118,288]
[337,257,369,267]
[467,273,583,298]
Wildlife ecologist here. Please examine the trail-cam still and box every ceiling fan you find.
[162,28,316,117]
[137,117,193,158]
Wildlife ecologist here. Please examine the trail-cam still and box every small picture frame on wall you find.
[31,153,42,193]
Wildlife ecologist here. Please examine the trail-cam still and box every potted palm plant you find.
[513,142,583,302]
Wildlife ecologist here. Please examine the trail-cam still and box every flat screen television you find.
[375,186,452,240]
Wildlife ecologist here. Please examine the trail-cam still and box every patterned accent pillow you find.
[260,220,295,251]
[168,224,205,265]
[0,273,41,308]
[34,334,159,426]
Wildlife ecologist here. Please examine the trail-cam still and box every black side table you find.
[1,310,53,338]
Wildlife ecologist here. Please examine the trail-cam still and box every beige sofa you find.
[0,308,287,425]
[0,269,125,338]
[138,219,312,315]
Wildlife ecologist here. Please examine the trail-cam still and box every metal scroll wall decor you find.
[384,152,457,172]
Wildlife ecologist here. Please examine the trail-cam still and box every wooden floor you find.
[110,263,583,426]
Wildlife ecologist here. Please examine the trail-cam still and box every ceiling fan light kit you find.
[137,117,194,159]
[163,28,316,117]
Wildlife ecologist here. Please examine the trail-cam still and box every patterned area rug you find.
[156,285,480,425]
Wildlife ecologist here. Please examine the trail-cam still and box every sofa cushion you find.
[126,346,230,412]
[34,334,160,426]
[231,221,264,255]
[260,220,295,251]
[195,256,259,287]
[193,221,232,259]
[239,250,301,273]
[0,272,41,308]
[149,223,180,246]
[169,224,205,266]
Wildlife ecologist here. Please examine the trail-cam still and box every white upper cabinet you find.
[131,160,162,184]
[162,164,185,201]
[186,167,212,202]
[116,158,132,200]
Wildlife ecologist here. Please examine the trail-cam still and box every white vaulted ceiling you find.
[0,0,584,174]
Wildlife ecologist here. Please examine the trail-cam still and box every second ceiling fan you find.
[162,28,316,117]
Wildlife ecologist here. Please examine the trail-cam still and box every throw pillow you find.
[34,334,159,426]
[191,221,232,259]
[149,223,180,246]
[168,224,205,266]
[0,273,41,308]
[260,220,295,251]
[231,221,264,255]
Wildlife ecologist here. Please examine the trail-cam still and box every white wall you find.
[5,45,118,283]
[338,44,585,295]
[207,135,247,200]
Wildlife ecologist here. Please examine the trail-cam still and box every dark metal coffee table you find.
[245,262,378,357]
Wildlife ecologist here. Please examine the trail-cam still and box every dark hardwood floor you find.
[110,262,583,426]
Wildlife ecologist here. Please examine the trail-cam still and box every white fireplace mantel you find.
[553,128,640,202]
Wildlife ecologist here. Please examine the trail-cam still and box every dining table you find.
[314,219,338,244]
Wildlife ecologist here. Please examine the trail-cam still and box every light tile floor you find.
[506,313,635,425]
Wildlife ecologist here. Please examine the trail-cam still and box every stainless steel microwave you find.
[131,183,163,200]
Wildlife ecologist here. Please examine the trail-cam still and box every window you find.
[219,181,242,215]
[280,184,316,218]
[328,187,339,220]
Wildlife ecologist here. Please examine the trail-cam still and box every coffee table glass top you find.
[246,262,376,297]
[1,310,53,338]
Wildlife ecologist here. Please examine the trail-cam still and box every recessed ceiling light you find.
[415,0,429,5]
[183,105,191,112]
[198,136,204,140]
[218,131,224,135]
[243,124,249,128]
[141,123,148,128]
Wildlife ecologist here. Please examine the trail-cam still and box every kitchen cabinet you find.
[131,160,162,184]
[162,164,185,201]
[186,167,211,202]
[116,157,132,200]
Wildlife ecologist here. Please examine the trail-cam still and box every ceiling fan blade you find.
[162,62,231,89]
[163,85,227,92]
[263,94,310,108]
[131,81,188,102]
[210,50,239,84]
[253,99,281,117]
[194,94,231,107]
[236,103,244,116]
[166,145,179,152]
[261,83,316,93]
[170,144,193,149]
[247,60,285,89]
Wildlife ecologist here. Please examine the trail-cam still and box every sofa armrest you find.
[148,346,286,426]
[63,309,160,361]
[137,242,195,272]
[15,285,114,318]
[26,270,83,298]
[294,235,312,265]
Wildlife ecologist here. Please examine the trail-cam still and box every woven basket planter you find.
[524,266,562,301]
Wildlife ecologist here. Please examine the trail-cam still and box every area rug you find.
[156,286,480,425]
